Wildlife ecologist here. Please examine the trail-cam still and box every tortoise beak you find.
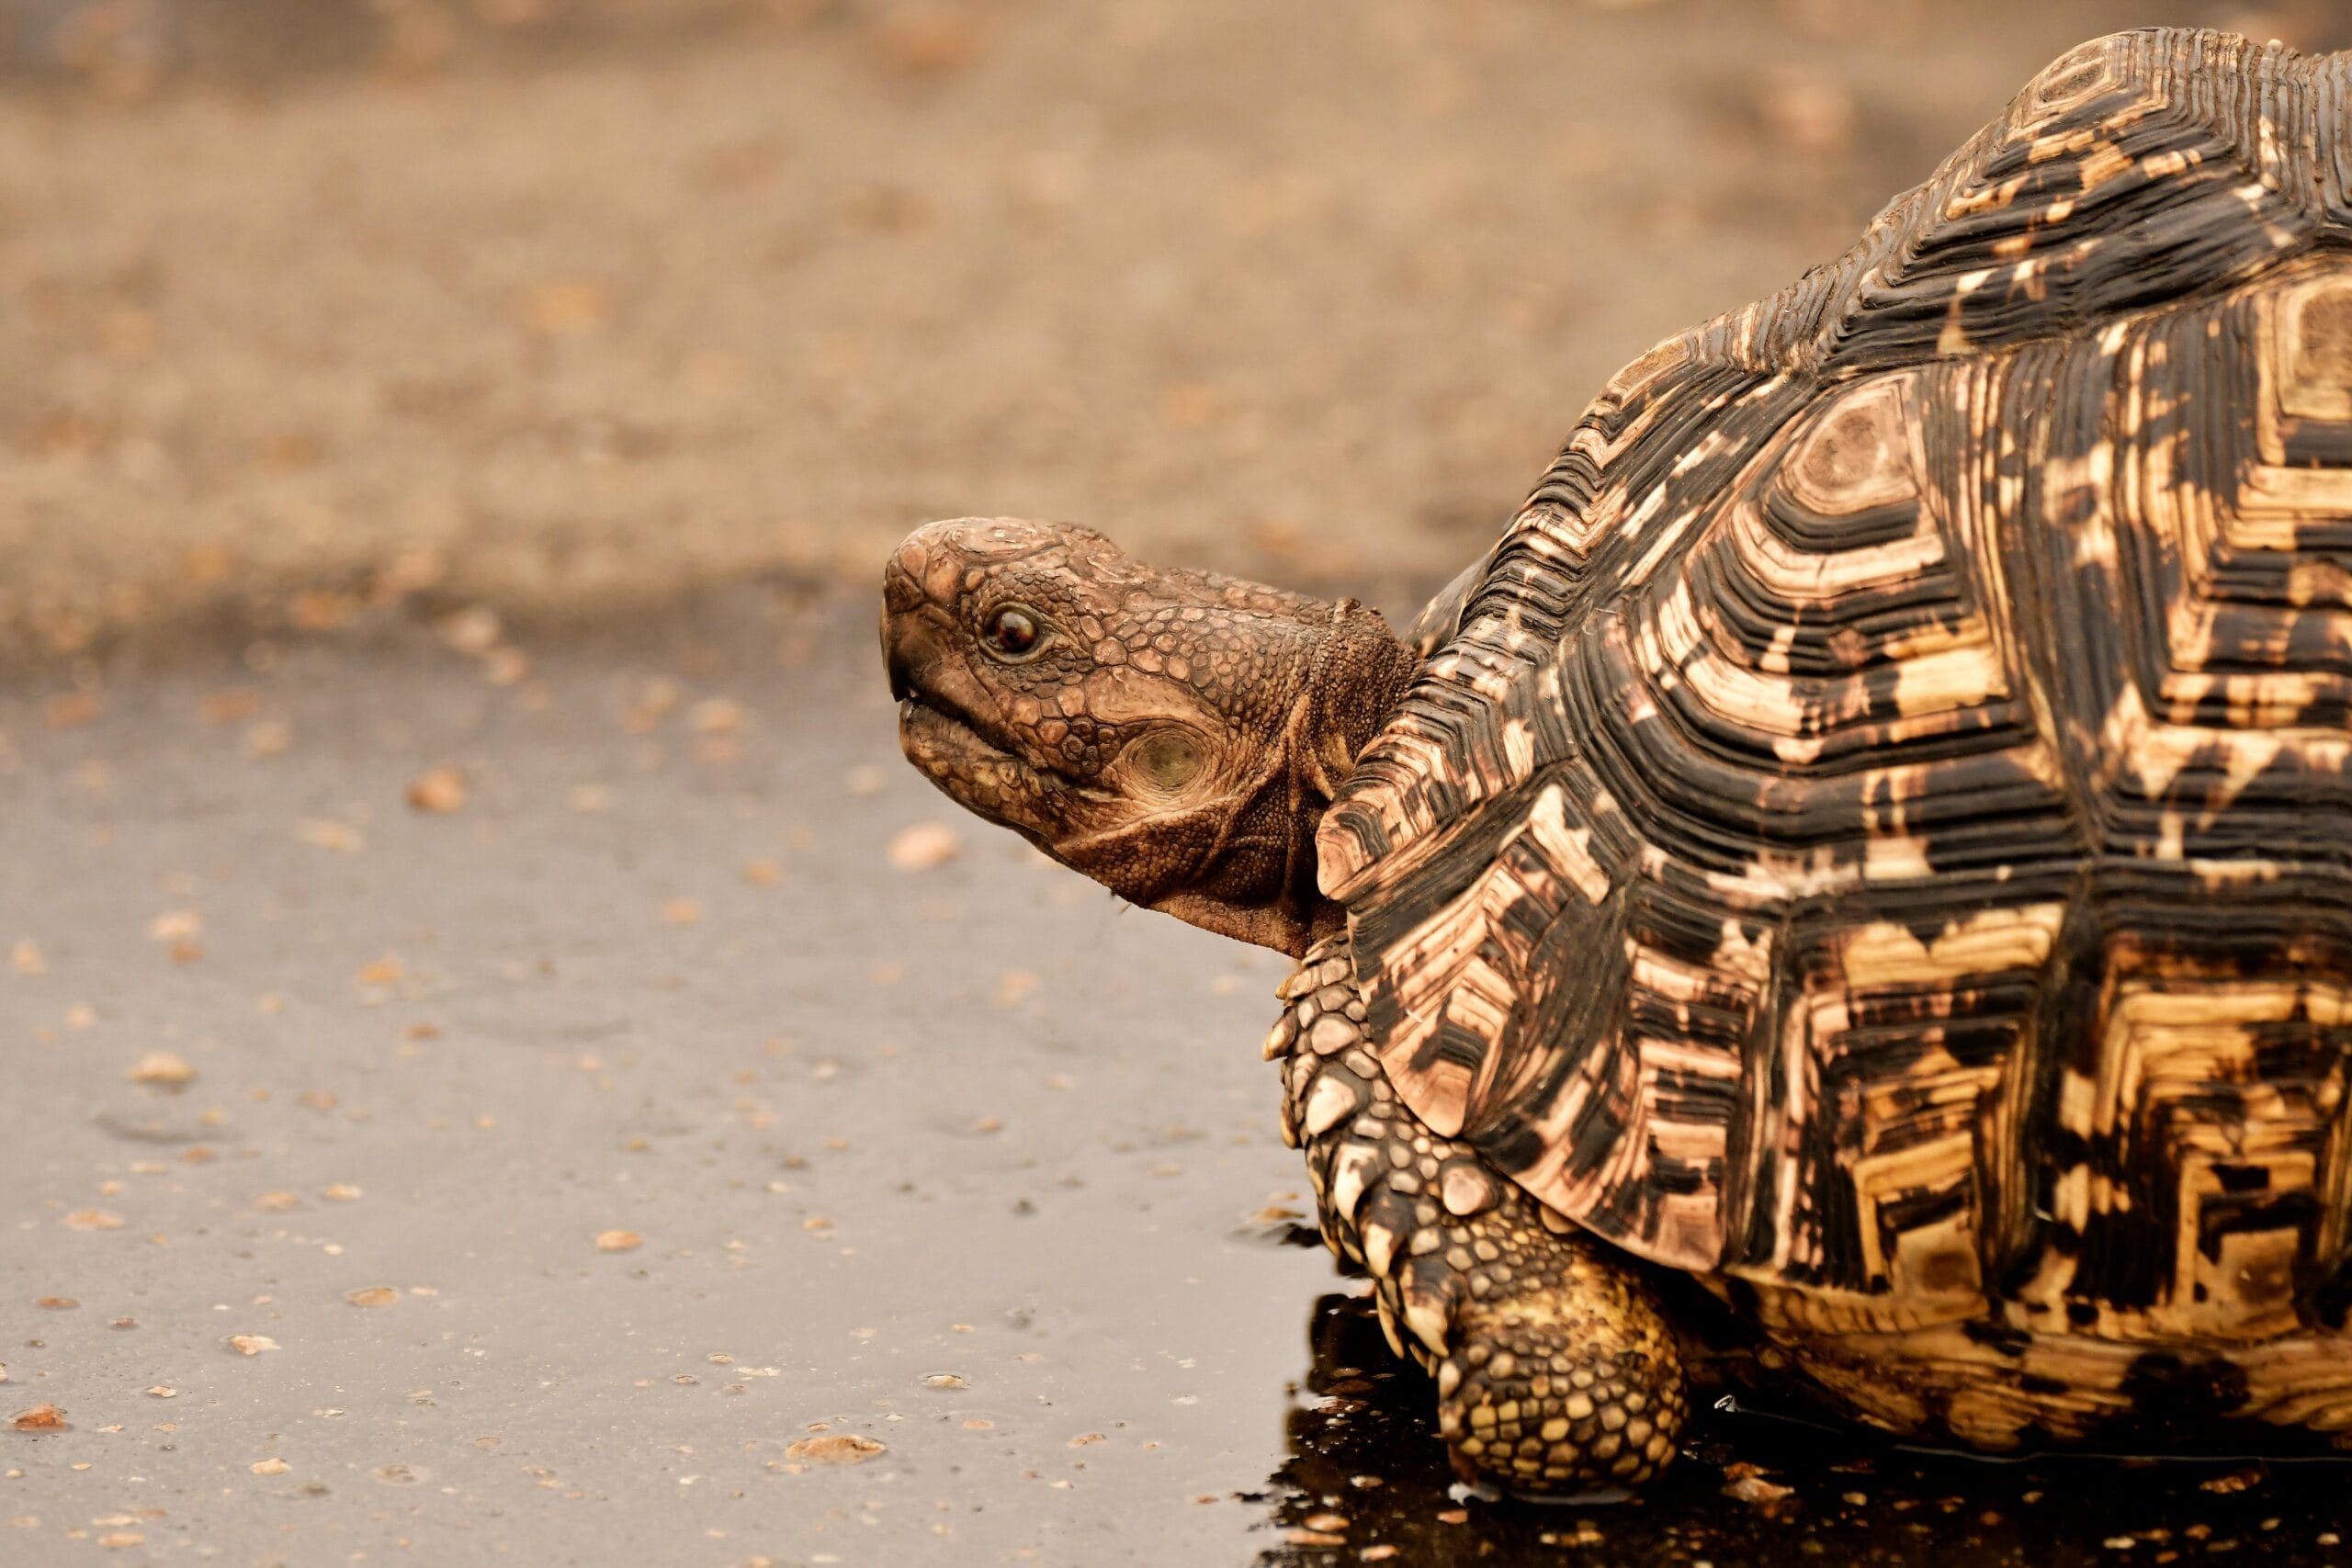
[880,609,925,706]
[880,531,945,702]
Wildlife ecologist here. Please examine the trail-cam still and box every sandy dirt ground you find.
[5,0,2345,659]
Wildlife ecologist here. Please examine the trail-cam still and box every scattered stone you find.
[227,1335,279,1356]
[1723,1462,1795,1506]
[297,818,366,852]
[146,910,201,943]
[887,822,961,871]
[9,1406,65,1431]
[406,765,468,814]
[61,1210,123,1232]
[345,1287,398,1308]
[128,1051,197,1087]
[594,1230,642,1253]
[783,1435,885,1465]
[250,1458,290,1475]
[437,606,503,654]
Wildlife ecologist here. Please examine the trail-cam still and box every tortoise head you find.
[882,518,1414,956]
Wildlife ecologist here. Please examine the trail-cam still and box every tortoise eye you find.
[982,605,1046,661]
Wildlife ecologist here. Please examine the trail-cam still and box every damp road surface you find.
[5,593,2352,1566]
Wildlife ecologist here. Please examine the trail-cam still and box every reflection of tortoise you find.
[884,28,2352,1494]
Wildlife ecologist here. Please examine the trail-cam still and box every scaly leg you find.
[1269,940,1686,1495]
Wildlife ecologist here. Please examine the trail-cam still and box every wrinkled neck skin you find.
[1147,605,1412,954]
[882,517,1416,958]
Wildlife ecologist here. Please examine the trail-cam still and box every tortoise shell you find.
[1317,27,2352,1362]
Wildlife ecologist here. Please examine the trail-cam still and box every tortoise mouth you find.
[896,694,1083,864]
[897,679,1035,767]
[896,692,1073,800]
[898,692,1008,765]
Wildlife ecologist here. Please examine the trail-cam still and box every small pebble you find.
[128,1051,197,1087]
[783,1435,884,1465]
[887,822,961,871]
[405,766,468,814]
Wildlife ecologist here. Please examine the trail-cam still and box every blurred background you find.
[17,6,2352,1565]
[6,0,2345,662]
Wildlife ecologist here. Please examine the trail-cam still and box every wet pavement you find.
[5,592,2352,1565]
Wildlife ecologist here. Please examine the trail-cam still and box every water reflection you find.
[1258,1292,2352,1566]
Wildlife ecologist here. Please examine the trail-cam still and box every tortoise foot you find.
[1272,940,1689,1495]
[1435,1225,1688,1495]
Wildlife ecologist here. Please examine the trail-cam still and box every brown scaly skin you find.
[1271,939,1686,1494]
[883,517,1686,1493]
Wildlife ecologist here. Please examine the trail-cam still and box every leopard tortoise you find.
[881,28,2352,1495]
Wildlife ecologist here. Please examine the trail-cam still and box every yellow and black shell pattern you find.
[1318,28,2352,1363]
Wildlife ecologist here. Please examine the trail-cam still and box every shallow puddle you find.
[1260,1289,2352,1565]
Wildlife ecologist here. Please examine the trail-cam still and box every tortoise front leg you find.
[1270,942,1687,1495]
